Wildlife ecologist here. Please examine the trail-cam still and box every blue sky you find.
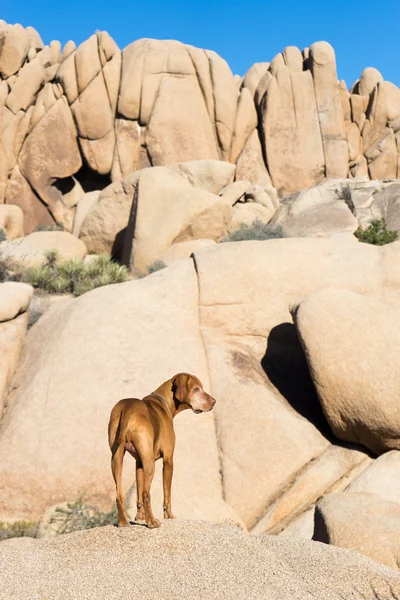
[2,0,400,88]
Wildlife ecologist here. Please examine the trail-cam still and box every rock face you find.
[1,521,399,600]
[0,231,87,267]
[0,22,399,233]
[2,238,400,534]
[314,492,400,570]
[292,287,400,454]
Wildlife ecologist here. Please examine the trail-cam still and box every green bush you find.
[221,220,284,243]
[147,259,167,274]
[0,228,6,242]
[0,520,38,541]
[49,498,118,535]
[26,251,130,296]
[354,219,398,246]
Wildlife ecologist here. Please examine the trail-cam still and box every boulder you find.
[0,24,30,78]
[0,231,87,268]
[346,450,400,504]
[1,521,399,600]
[168,160,235,194]
[0,204,24,239]
[0,312,28,416]
[0,261,236,524]
[72,191,100,238]
[160,239,216,265]
[271,180,358,238]
[0,282,34,322]
[259,58,325,195]
[292,288,400,454]
[251,445,371,535]
[122,167,232,272]
[313,492,400,570]
[235,129,272,187]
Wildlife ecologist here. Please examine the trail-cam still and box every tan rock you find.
[346,451,400,504]
[309,42,345,140]
[5,165,55,234]
[228,206,272,233]
[79,173,140,257]
[241,62,270,97]
[168,160,235,194]
[346,122,362,161]
[314,492,400,570]
[72,191,100,237]
[0,314,28,418]
[18,97,82,231]
[323,139,349,178]
[278,507,315,540]
[219,180,251,205]
[261,66,325,195]
[358,67,383,96]
[235,128,272,187]
[5,57,46,113]
[350,93,365,129]
[0,204,24,239]
[0,312,28,417]
[230,87,258,163]
[0,282,33,322]
[123,167,232,272]
[383,81,400,122]
[203,341,328,528]
[0,24,30,78]
[292,288,400,454]
[160,239,216,265]
[251,445,371,535]
[271,181,358,238]
[0,261,235,525]
[0,231,87,268]
[367,128,398,179]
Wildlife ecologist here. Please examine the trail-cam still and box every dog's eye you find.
[193,386,200,391]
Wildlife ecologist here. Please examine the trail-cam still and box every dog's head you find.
[172,373,216,414]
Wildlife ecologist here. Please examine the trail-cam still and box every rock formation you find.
[0,21,399,234]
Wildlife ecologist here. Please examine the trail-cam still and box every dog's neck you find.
[152,379,189,418]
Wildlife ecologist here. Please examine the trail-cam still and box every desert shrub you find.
[26,252,130,296]
[147,259,167,274]
[49,498,118,534]
[0,520,38,541]
[221,220,284,243]
[337,183,356,215]
[0,228,6,242]
[34,223,64,232]
[354,219,398,246]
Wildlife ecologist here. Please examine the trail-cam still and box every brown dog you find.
[108,373,216,528]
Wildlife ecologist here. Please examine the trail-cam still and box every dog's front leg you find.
[163,457,175,519]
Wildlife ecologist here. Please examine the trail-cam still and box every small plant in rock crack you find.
[0,227,7,242]
[337,183,356,215]
[49,498,118,534]
[354,219,398,246]
[147,259,167,274]
[221,220,284,242]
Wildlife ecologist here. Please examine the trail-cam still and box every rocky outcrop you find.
[0,231,87,267]
[292,288,400,454]
[314,492,400,570]
[0,22,399,234]
[1,521,399,600]
[2,238,400,533]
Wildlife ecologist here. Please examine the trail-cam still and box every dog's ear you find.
[172,374,189,402]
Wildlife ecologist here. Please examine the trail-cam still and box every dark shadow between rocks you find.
[111,227,128,261]
[261,322,335,442]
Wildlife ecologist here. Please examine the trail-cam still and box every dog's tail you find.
[108,402,123,454]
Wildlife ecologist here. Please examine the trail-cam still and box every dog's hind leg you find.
[111,443,130,527]
[135,459,146,521]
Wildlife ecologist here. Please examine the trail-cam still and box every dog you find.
[108,373,216,528]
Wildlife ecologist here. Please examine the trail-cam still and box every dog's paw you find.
[147,518,161,529]
[117,520,131,528]
[163,509,175,520]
